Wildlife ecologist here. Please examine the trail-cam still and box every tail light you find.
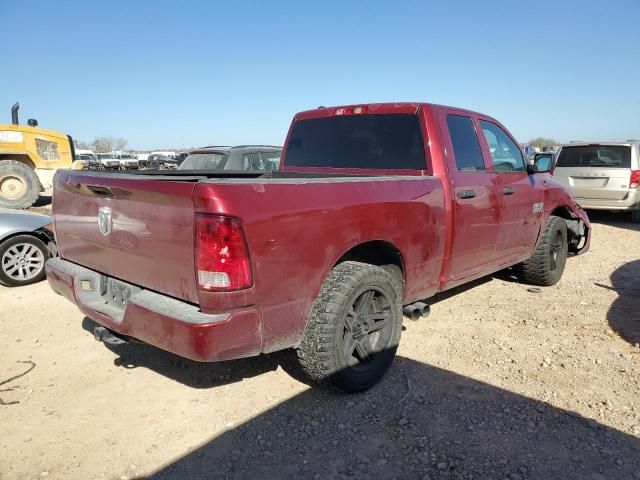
[195,214,252,291]
[630,170,640,189]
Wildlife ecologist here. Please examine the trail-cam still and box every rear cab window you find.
[284,114,427,171]
[446,115,485,171]
[556,145,631,168]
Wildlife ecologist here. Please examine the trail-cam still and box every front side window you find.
[446,115,485,171]
[285,114,427,170]
[479,121,525,172]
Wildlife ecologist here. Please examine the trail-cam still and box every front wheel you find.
[520,215,568,286]
[296,261,403,392]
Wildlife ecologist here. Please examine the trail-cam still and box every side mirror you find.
[527,153,553,174]
[27,118,38,127]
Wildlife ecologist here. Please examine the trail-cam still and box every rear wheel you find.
[0,160,40,209]
[520,215,568,286]
[0,235,48,287]
[296,261,403,392]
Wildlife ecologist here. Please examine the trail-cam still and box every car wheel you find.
[520,215,568,286]
[0,235,49,287]
[0,160,41,209]
[296,261,403,392]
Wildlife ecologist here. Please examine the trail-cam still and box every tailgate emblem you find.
[98,207,113,236]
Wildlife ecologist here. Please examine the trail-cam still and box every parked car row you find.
[75,146,283,173]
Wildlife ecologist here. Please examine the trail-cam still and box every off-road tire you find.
[0,160,40,209]
[296,261,403,393]
[520,215,568,286]
[0,235,48,287]
[631,209,640,224]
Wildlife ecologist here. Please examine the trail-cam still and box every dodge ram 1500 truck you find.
[46,103,591,392]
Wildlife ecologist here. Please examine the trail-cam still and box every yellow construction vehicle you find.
[0,103,76,209]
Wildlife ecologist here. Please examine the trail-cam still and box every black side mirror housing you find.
[528,153,554,174]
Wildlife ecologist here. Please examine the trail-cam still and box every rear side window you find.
[179,153,228,170]
[285,114,427,170]
[446,115,485,171]
[556,145,631,168]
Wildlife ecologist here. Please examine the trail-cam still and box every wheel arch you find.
[0,230,52,249]
[333,240,405,282]
[549,204,589,253]
[550,205,575,220]
[0,154,37,170]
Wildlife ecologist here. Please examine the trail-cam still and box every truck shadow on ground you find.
[133,355,640,480]
[598,260,640,346]
[81,317,284,388]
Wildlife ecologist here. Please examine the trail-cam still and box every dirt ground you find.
[1,210,639,480]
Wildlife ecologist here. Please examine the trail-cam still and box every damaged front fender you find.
[566,205,591,255]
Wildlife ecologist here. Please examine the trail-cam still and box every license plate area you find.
[75,273,141,324]
[104,277,139,309]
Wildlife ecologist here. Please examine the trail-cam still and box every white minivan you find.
[553,142,640,222]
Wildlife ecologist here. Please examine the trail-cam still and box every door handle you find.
[501,187,514,196]
[458,189,476,199]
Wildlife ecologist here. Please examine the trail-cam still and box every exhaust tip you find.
[403,302,430,321]
[403,305,421,321]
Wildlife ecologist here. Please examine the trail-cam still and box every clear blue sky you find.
[1,0,639,149]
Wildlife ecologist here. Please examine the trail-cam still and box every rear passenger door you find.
[477,119,545,264]
[439,111,501,281]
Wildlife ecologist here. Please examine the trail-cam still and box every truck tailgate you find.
[53,171,199,303]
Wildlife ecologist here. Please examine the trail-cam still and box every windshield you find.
[178,152,229,170]
[120,154,135,159]
[285,114,427,170]
[556,145,631,168]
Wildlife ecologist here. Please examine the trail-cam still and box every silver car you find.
[0,209,55,286]
[553,141,640,222]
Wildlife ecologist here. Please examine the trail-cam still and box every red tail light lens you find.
[195,214,252,291]
[630,170,640,189]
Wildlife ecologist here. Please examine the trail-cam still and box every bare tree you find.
[528,137,558,149]
[73,139,91,150]
[90,136,128,153]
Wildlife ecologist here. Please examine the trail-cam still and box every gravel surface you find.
[1,210,639,480]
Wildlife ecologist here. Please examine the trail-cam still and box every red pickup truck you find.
[46,103,590,392]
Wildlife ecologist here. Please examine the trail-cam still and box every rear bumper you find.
[576,189,640,211]
[46,258,262,362]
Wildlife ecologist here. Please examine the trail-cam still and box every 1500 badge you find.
[532,202,544,213]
